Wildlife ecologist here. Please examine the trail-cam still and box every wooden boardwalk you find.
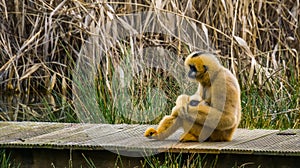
[0,121,299,167]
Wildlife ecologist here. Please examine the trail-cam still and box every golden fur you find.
[144,52,241,142]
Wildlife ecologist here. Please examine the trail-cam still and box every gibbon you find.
[144,52,241,142]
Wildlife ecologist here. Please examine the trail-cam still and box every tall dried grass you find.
[0,0,299,128]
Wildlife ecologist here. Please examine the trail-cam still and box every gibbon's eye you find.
[188,65,197,79]
[189,65,197,72]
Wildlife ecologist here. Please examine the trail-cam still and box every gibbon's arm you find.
[144,95,189,140]
[179,71,238,130]
[144,115,182,140]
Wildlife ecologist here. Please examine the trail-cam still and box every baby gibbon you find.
[144,52,241,142]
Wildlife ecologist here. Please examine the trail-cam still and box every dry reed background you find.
[0,0,299,128]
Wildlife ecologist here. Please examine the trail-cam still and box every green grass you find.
[142,153,218,168]
[0,150,19,168]
[240,65,300,129]
[241,85,299,129]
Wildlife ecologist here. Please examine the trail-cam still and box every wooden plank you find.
[0,122,68,142]
[224,129,300,155]
[0,121,299,157]
[169,129,278,154]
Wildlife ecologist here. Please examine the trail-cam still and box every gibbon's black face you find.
[187,60,208,80]
[188,65,197,79]
[184,52,211,85]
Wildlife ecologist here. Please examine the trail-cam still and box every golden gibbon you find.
[144,52,241,142]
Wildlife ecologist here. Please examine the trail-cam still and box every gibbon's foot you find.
[179,133,198,142]
[144,127,158,138]
[190,99,209,106]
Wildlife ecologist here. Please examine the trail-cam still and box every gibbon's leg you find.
[180,116,236,142]
[181,105,237,131]
[178,100,207,142]
[145,94,190,140]
[179,133,198,142]
[209,127,237,141]
[179,120,202,142]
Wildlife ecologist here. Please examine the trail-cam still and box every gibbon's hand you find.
[178,104,189,119]
[144,127,158,138]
